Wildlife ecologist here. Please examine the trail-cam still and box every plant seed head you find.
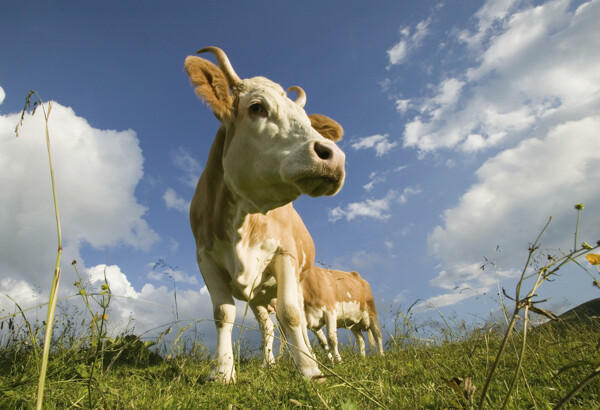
[575,203,584,210]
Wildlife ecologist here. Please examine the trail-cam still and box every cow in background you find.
[185,47,345,382]
[266,267,384,363]
[302,267,384,362]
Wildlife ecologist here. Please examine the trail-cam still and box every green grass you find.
[1,308,599,409]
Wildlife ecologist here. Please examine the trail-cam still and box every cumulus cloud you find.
[0,97,158,293]
[363,172,387,192]
[395,99,411,113]
[402,0,600,155]
[0,86,5,105]
[171,146,202,189]
[422,115,600,310]
[85,264,210,330]
[393,0,600,311]
[387,18,431,66]
[352,134,398,156]
[163,188,190,213]
[329,187,420,222]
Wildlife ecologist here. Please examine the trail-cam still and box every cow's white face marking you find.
[222,77,345,214]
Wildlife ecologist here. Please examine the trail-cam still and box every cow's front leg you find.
[313,328,335,362]
[274,254,322,380]
[201,266,237,383]
[251,303,276,367]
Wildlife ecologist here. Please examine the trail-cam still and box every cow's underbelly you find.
[305,305,326,329]
[335,301,368,329]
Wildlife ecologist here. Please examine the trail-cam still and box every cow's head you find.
[185,47,346,213]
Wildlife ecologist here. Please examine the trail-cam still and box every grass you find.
[1,308,599,409]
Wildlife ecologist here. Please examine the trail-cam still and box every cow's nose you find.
[311,139,346,177]
[313,141,333,160]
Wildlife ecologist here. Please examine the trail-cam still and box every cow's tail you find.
[367,327,376,349]
[367,297,385,356]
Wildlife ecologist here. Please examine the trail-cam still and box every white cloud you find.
[352,134,398,156]
[84,264,212,336]
[0,86,5,105]
[171,146,202,189]
[147,266,199,286]
[387,18,431,66]
[363,172,386,192]
[388,40,408,66]
[395,99,411,113]
[424,115,600,308]
[402,0,600,155]
[458,0,520,50]
[163,188,190,213]
[390,0,600,311]
[329,190,398,222]
[329,186,420,222]
[0,97,158,292]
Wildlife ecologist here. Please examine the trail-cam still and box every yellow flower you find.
[102,314,108,320]
[586,254,600,266]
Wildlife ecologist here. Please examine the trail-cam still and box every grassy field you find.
[1,301,599,409]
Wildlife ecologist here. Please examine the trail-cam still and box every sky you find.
[1,0,599,350]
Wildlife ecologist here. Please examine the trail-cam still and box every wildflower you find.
[101,284,110,291]
[575,203,584,210]
[586,254,600,265]
[79,289,86,296]
[102,314,108,320]
[71,260,77,265]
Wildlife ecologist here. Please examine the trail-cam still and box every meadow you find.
[1,293,599,409]
[3,91,599,409]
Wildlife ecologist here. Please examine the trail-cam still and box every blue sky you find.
[1,0,599,348]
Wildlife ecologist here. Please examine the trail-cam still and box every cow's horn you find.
[196,46,242,88]
[288,86,306,108]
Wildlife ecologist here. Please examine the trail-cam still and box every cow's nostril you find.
[314,141,332,160]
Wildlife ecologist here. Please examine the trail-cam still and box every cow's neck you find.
[191,126,270,252]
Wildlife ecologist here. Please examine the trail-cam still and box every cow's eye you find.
[249,103,267,117]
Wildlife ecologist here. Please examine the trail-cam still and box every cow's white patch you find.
[233,234,280,301]
[304,304,327,329]
[335,301,365,327]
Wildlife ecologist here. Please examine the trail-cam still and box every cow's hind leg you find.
[351,327,367,357]
[251,303,276,367]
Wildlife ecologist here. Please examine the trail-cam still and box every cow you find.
[302,267,385,362]
[264,267,385,363]
[185,47,346,383]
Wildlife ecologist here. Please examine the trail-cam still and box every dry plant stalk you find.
[16,90,63,410]
[477,205,600,409]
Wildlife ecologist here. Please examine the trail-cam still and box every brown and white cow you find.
[185,47,345,383]
[269,267,384,363]
[302,267,384,362]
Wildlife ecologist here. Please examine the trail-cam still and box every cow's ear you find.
[309,114,344,142]
[185,56,233,120]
